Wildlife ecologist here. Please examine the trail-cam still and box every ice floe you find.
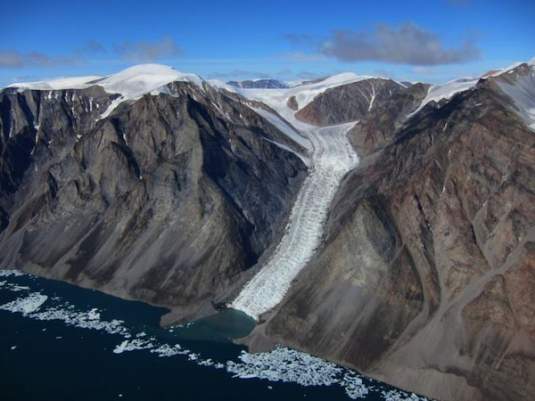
[0,269,25,277]
[0,271,433,400]
[0,292,48,315]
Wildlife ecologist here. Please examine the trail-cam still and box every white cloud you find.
[114,37,182,62]
[0,50,81,68]
[318,22,481,66]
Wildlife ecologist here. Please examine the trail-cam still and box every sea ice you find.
[0,272,433,400]
[0,292,48,315]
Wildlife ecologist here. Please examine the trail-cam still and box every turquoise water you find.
[0,271,430,401]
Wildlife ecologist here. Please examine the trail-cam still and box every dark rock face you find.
[294,78,409,126]
[347,82,429,155]
[246,68,535,401]
[0,82,306,322]
[227,79,289,89]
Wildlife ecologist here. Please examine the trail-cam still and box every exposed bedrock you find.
[0,82,307,322]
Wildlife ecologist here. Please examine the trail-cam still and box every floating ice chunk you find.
[87,308,100,320]
[226,346,345,387]
[381,389,431,401]
[198,358,215,367]
[0,292,48,315]
[150,344,183,357]
[0,270,25,277]
[113,339,154,354]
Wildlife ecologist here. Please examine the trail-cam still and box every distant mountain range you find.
[1,59,535,401]
[226,78,289,89]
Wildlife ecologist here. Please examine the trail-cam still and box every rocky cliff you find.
[0,69,307,322]
[244,63,535,401]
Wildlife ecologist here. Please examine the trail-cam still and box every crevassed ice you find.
[231,121,359,320]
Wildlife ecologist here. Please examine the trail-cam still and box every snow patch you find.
[96,64,204,98]
[495,65,535,130]
[262,137,311,165]
[407,78,478,119]
[250,106,312,152]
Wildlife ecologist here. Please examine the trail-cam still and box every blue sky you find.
[1,0,533,86]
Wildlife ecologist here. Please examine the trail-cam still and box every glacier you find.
[230,83,360,320]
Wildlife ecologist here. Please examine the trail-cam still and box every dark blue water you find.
[0,271,429,401]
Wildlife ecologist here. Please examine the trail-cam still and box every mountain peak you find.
[94,64,204,97]
[7,64,204,96]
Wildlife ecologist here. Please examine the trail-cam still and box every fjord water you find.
[0,272,428,401]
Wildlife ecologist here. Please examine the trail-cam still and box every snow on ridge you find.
[8,76,102,91]
[96,64,204,97]
[95,64,205,118]
[289,72,374,110]
[495,64,535,130]
[484,61,529,78]
[406,77,478,119]
[249,106,313,152]
[7,64,204,95]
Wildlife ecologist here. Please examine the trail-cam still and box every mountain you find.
[240,62,535,401]
[2,61,535,400]
[0,65,308,322]
[227,79,289,89]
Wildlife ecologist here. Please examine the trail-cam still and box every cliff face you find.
[0,79,307,321]
[294,78,418,126]
[246,66,535,400]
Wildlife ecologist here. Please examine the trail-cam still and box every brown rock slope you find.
[0,81,307,322]
[247,66,535,400]
[294,78,416,126]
